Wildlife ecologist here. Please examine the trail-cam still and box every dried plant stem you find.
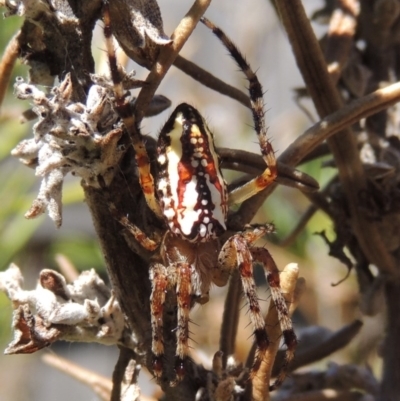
[134,0,211,122]
[173,55,250,107]
[219,270,241,368]
[0,30,20,112]
[54,253,79,282]
[234,79,400,227]
[279,389,365,401]
[275,0,396,275]
[251,263,303,401]
[42,353,112,401]
[110,347,147,401]
[219,148,319,192]
[279,177,337,247]
[380,280,400,400]
[279,320,363,375]
[281,81,400,166]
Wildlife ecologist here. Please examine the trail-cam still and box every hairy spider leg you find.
[97,175,159,252]
[173,261,192,386]
[250,246,297,391]
[200,17,278,206]
[150,263,168,380]
[150,259,192,386]
[218,225,297,390]
[103,2,162,218]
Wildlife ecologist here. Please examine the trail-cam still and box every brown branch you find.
[0,30,20,113]
[278,389,366,401]
[173,55,251,108]
[381,280,400,399]
[279,176,338,247]
[218,271,241,369]
[275,0,396,275]
[54,254,79,282]
[219,147,319,192]
[274,320,363,376]
[280,81,400,167]
[134,0,212,123]
[110,347,144,401]
[42,353,112,401]
[233,78,400,230]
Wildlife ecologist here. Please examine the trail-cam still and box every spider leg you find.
[150,263,168,381]
[201,17,277,205]
[97,176,159,252]
[171,262,192,386]
[249,246,297,391]
[108,202,159,251]
[218,226,297,389]
[103,3,163,218]
[218,234,270,377]
[150,261,192,386]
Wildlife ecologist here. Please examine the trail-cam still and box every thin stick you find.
[219,270,241,368]
[0,30,20,112]
[134,0,212,123]
[173,55,250,108]
[42,353,112,401]
[276,0,396,275]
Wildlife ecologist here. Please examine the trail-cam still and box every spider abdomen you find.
[157,103,228,242]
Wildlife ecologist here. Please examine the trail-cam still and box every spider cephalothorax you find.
[103,8,297,391]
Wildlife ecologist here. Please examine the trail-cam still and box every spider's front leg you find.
[217,226,297,390]
[150,260,192,386]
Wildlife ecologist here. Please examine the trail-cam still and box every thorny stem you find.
[133,0,212,123]
[275,0,396,275]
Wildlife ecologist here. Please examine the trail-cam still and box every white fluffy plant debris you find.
[0,264,135,354]
[11,73,126,227]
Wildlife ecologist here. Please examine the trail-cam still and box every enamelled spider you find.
[103,10,297,391]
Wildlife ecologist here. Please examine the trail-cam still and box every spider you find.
[102,7,297,391]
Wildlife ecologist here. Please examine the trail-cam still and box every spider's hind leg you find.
[150,260,193,386]
[150,263,168,381]
[249,244,297,391]
[217,225,297,389]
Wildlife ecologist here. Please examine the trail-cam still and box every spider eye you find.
[157,103,228,242]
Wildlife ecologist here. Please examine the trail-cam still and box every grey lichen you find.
[11,73,126,227]
[0,264,135,354]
